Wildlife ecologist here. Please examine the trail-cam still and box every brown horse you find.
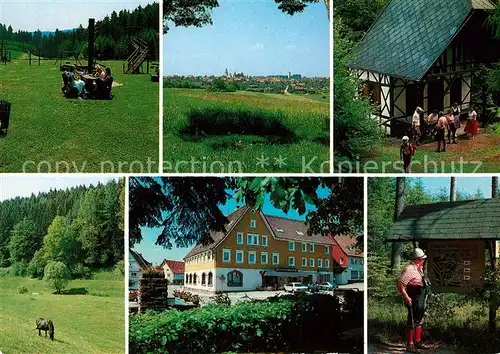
[36,318,54,341]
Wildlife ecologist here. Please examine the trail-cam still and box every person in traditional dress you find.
[400,136,415,173]
[446,109,457,144]
[397,248,430,352]
[465,106,478,139]
[435,112,448,152]
[412,107,424,146]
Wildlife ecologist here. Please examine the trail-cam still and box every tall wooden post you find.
[88,18,95,73]
[450,177,456,202]
[391,177,405,273]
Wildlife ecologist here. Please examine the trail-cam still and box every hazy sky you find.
[415,177,495,199]
[0,176,117,201]
[164,0,330,77]
[0,0,156,32]
[134,188,326,266]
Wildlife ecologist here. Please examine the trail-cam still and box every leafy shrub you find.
[141,268,164,278]
[114,260,125,276]
[180,107,299,144]
[43,261,70,294]
[334,21,382,164]
[10,261,28,277]
[18,286,28,294]
[130,294,346,354]
[27,250,46,279]
[71,263,91,279]
[212,292,231,307]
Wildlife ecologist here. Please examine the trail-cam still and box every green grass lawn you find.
[0,272,124,353]
[163,88,330,173]
[0,57,159,173]
[369,297,499,352]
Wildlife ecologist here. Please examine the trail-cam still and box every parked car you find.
[284,282,308,293]
[307,283,320,293]
[318,281,338,291]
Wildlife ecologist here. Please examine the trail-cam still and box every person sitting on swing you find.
[397,248,430,352]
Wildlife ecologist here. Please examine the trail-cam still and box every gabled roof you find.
[333,234,363,257]
[262,214,334,245]
[130,249,152,268]
[184,206,249,259]
[162,260,185,274]
[184,206,333,259]
[349,0,495,81]
[387,198,500,241]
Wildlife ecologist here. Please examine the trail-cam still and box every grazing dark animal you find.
[36,318,54,341]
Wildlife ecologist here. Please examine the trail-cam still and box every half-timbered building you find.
[349,0,500,135]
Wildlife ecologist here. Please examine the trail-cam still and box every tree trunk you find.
[391,177,405,273]
[489,176,499,333]
[324,0,330,19]
[450,177,456,202]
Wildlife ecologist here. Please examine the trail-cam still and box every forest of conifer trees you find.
[0,2,159,60]
[0,179,125,279]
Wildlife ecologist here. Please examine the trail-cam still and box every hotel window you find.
[318,259,323,268]
[351,270,359,280]
[302,257,307,267]
[310,258,315,267]
[302,242,307,252]
[262,235,268,246]
[248,251,257,264]
[222,249,231,263]
[310,244,315,252]
[261,252,268,264]
[288,256,295,267]
[236,250,244,264]
[289,241,295,251]
[250,219,256,228]
[248,233,258,245]
[272,253,280,265]
[325,246,329,255]
[237,232,243,245]
[325,259,330,268]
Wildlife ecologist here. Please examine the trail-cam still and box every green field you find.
[0,56,159,173]
[0,271,124,353]
[163,88,330,173]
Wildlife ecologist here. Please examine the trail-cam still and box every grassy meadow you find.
[163,88,330,173]
[0,56,159,173]
[0,269,125,354]
[369,297,500,353]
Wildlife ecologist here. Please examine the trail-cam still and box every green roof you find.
[349,0,495,81]
[387,198,500,241]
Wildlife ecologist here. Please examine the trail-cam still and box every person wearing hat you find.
[400,136,415,173]
[412,107,423,146]
[397,248,430,352]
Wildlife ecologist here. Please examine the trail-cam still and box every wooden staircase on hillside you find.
[125,37,149,74]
